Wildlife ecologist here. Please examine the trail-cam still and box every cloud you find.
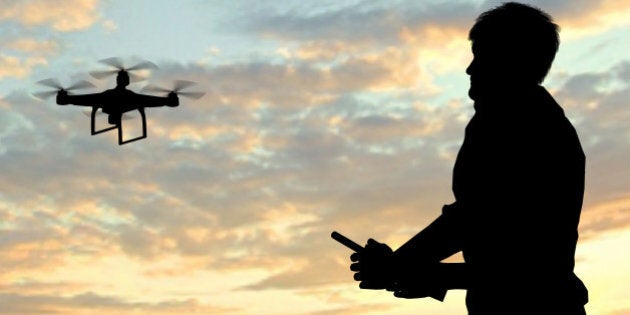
[5,39,59,55]
[546,60,630,240]
[232,0,630,88]
[241,1,476,44]
[5,66,453,314]
[84,55,630,294]
[609,309,630,315]
[0,55,47,79]
[0,280,77,291]
[1,1,629,314]
[0,1,101,80]
[556,71,610,107]
[0,45,469,271]
[241,256,346,290]
[152,58,426,110]
[214,2,458,104]
[0,292,237,315]
[236,0,630,57]
[0,0,101,31]
[579,195,630,239]
[306,303,394,315]
[475,0,630,39]
[102,19,117,32]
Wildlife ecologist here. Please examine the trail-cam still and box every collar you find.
[473,84,550,115]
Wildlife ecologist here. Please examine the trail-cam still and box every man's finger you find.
[394,289,431,299]
[353,272,362,281]
[350,262,360,271]
[386,281,400,292]
[359,280,387,290]
[367,238,378,246]
[350,252,360,262]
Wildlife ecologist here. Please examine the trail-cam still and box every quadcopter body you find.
[35,58,204,145]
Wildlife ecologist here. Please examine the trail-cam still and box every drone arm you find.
[58,93,105,106]
[133,93,178,107]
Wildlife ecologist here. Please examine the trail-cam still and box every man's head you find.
[466,2,559,101]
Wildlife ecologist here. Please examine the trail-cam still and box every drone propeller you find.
[89,57,158,82]
[33,78,95,100]
[141,80,206,99]
[98,57,125,69]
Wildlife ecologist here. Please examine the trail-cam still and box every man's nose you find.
[466,59,475,76]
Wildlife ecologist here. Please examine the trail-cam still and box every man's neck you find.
[473,84,541,112]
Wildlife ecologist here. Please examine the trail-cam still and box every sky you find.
[0,0,629,314]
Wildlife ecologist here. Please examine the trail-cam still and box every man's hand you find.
[389,278,446,300]
[388,262,454,301]
[349,239,394,290]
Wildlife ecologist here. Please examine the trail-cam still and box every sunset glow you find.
[1,1,629,314]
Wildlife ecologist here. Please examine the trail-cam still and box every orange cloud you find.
[0,0,100,31]
[0,55,47,79]
[556,0,630,39]
[580,195,630,239]
[0,293,237,315]
[5,38,59,55]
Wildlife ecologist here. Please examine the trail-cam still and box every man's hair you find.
[469,2,559,84]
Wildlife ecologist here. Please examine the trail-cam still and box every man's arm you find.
[349,239,456,301]
[350,203,468,300]
[394,202,466,264]
[384,203,468,300]
[390,262,468,300]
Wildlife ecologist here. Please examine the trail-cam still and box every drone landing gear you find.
[91,107,117,135]
[90,107,147,145]
[118,108,146,145]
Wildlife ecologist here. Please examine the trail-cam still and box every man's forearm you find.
[387,262,468,300]
[394,206,465,264]
[438,263,469,289]
[392,260,469,289]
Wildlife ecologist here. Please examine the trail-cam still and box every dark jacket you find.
[393,85,588,314]
[447,85,588,314]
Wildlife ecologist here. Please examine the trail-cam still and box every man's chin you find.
[468,88,478,101]
[468,85,492,102]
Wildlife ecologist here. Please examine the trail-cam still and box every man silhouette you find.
[349,3,588,314]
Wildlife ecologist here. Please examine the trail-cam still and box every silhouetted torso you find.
[450,85,587,314]
[347,4,588,313]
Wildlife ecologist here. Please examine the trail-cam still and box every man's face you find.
[466,42,496,101]
[466,43,481,101]
[466,41,522,101]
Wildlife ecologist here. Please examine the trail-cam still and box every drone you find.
[34,57,205,145]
